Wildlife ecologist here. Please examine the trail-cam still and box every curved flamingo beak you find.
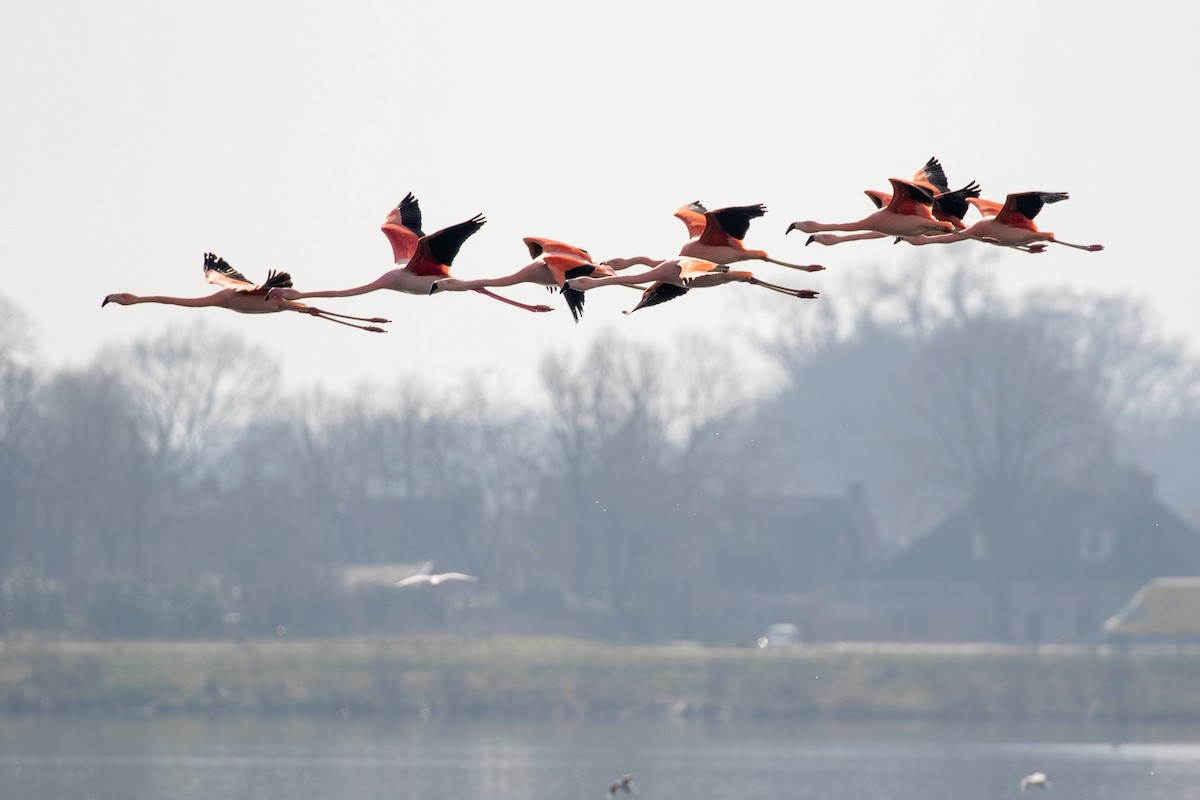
[101,297,110,307]
[785,223,798,235]
[805,235,816,246]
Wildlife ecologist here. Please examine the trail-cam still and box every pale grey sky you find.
[2,1,1194,401]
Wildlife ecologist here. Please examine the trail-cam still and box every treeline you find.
[1,261,1198,642]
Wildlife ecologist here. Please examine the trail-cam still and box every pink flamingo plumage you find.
[269,193,553,313]
[564,256,818,314]
[901,191,1104,252]
[605,202,825,273]
[787,177,958,240]
[101,253,390,333]
[430,237,618,321]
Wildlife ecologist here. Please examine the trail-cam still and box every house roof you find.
[872,476,1200,584]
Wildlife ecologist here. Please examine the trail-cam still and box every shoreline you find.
[2,636,1195,722]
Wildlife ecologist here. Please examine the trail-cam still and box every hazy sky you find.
[3,1,1194,402]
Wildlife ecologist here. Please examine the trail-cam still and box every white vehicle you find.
[1104,577,1200,643]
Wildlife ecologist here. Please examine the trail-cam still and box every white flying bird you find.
[395,572,478,587]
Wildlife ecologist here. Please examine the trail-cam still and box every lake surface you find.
[2,716,1200,800]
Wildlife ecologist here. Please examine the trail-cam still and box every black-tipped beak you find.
[805,235,815,246]
[428,282,441,295]
[893,237,902,245]
[785,223,796,235]
[101,297,109,307]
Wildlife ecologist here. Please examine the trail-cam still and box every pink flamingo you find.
[606,202,825,273]
[102,253,390,333]
[430,237,619,321]
[787,177,959,240]
[269,194,553,313]
[564,256,819,314]
[901,191,1103,252]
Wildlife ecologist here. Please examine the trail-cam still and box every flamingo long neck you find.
[581,272,654,288]
[605,256,661,269]
[441,262,540,290]
[808,219,880,233]
[128,293,224,307]
[287,273,398,299]
[903,232,965,246]
[829,231,887,244]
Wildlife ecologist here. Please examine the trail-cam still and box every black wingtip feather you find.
[396,192,424,236]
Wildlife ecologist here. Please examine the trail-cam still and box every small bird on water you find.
[608,774,635,798]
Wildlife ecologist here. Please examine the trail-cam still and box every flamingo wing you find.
[559,264,597,322]
[544,254,596,322]
[381,192,425,264]
[524,236,592,260]
[677,256,720,280]
[697,204,767,246]
[542,254,590,286]
[404,214,487,277]
[883,179,936,215]
[627,281,690,314]
[864,189,890,209]
[674,201,709,238]
[912,156,950,194]
[995,191,1069,225]
[967,196,1005,218]
[203,254,293,296]
[203,252,259,290]
[932,181,982,225]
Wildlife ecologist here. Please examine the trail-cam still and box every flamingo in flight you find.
[788,178,959,240]
[900,191,1104,252]
[430,236,620,322]
[807,158,982,246]
[605,202,825,273]
[102,253,390,333]
[564,256,818,314]
[268,193,553,313]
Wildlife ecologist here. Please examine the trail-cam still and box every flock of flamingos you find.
[100,158,1105,333]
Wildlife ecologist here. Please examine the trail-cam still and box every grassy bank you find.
[1,636,1196,721]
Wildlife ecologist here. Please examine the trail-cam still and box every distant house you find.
[865,471,1200,644]
[706,482,885,643]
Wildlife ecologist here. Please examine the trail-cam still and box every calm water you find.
[2,716,1200,800]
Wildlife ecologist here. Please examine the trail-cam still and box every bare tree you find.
[536,336,746,639]
[98,321,281,575]
[30,367,151,578]
[904,311,1113,640]
[0,297,39,586]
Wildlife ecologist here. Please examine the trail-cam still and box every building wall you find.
[865,581,1146,644]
